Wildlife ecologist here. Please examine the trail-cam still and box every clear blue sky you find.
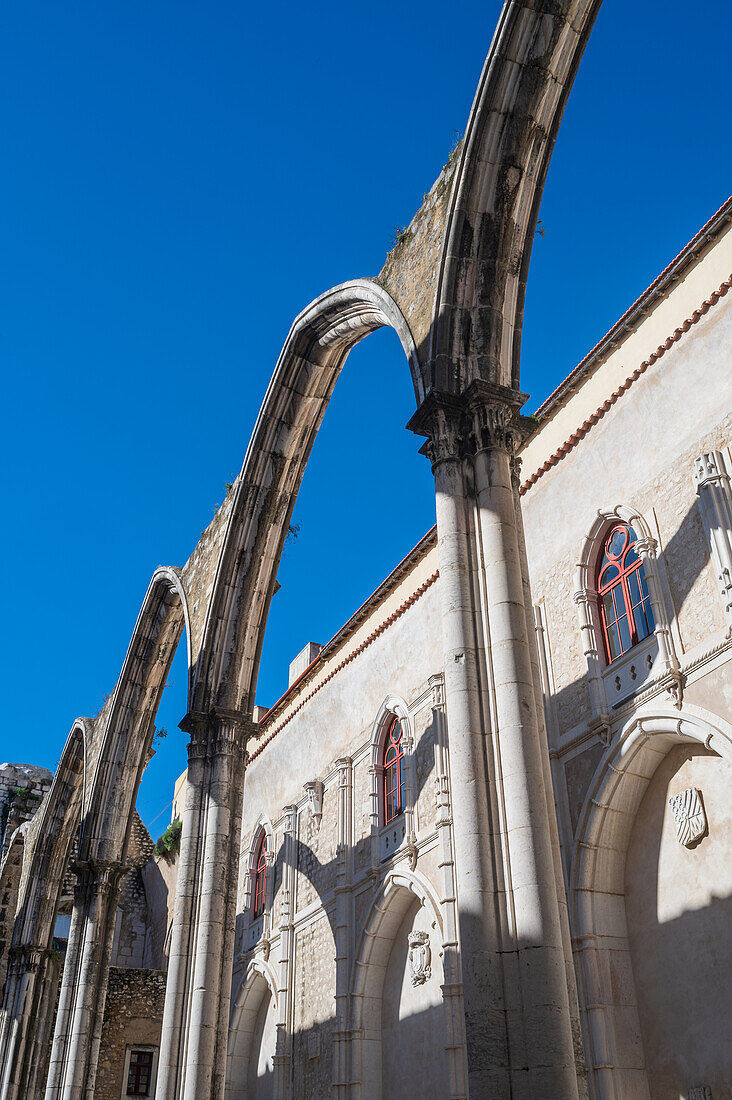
[2,1,729,833]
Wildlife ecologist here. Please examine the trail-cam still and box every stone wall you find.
[95,966,166,1100]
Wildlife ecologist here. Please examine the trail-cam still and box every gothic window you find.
[126,1049,153,1097]
[382,716,406,825]
[597,524,655,663]
[253,832,267,918]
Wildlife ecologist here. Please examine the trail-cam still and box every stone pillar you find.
[0,945,46,1100]
[332,758,352,1096]
[694,449,732,630]
[156,710,249,1100]
[409,381,579,1099]
[43,860,125,1100]
[272,805,297,1100]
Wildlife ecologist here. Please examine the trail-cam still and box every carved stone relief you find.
[668,788,707,847]
[407,930,431,986]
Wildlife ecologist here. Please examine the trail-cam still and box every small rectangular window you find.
[126,1050,153,1097]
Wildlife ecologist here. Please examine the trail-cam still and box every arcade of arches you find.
[1,3,731,1097]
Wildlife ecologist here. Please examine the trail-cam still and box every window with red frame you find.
[597,524,655,663]
[253,833,267,918]
[382,717,406,825]
[126,1049,153,1097]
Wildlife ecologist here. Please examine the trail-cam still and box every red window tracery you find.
[597,524,654,663]
[253,833,267,918]
[382,717,405,825]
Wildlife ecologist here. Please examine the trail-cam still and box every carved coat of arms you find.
[408,930,431,986]
[668,787,707,847]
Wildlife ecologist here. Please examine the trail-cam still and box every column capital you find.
[180,707,254,761]
[407,380,530,468]
[70,857,127,897]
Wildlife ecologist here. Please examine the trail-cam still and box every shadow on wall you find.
[624,744,732,1099]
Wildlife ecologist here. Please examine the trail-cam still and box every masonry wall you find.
[95,967,166,1100]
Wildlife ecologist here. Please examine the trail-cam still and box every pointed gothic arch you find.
[225,959,279,1098]
[191,280,422,719]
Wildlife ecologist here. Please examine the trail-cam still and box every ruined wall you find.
[95,966,166,1100]
[377,145,459,359]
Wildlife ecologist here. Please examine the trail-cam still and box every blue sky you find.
[2,0,729,833]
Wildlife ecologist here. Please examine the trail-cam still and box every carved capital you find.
[407,381,528,469]
[181,708,252,763]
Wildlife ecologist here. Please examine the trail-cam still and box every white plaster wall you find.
[381,897,449,1098]
[625,745,732,1099]
[241,561,441,845]
[521,220,732,481]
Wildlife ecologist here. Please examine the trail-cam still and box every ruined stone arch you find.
[190,280,422,719]
[349,868,451,1097]
[81,565,191,865]
[12,719,88,951]
[427,0,603,394]
[225,958,279,1099]
[570,704,732,1097]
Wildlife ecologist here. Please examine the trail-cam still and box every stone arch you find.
[350,868,451,1098]
[13,719,88,950]
[428,0,603,393]
[0,830,26,997]
[44,566,192,1100]
[81,565,191,864]
[225,959,279,1098]
[570,704,732,1097]
[0,721,89,1100]
[190,280,421,717]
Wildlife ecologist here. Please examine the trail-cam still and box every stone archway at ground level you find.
[571,705,732,1097]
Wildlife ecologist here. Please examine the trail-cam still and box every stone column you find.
[409,382,579,1099]
[272,805,297,1100]
[43,859,125,1100]
[156,710,249,1100]
[0,944,44,1100]
[694,449,732,630]
[332,758,352,1097]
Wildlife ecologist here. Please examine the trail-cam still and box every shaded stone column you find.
[409,382,579,1099]
[0,944,46,1100]
[44,860,125,1100]
[156,710,250,1100]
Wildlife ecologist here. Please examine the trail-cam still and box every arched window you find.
[253,833,267,918]
[597,524,655,663]
[382,717,405,825]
